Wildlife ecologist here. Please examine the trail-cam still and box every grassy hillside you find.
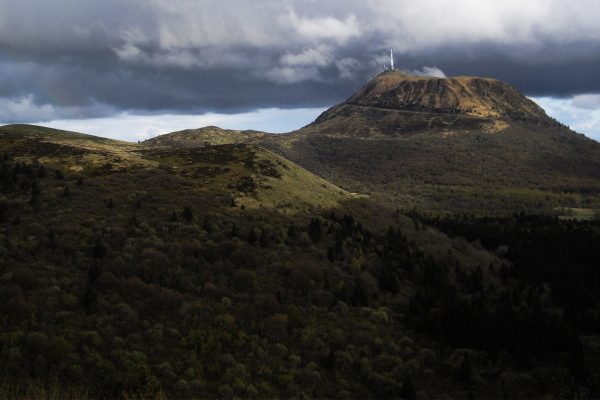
[145,126,267,148]
[0,124,152,173]
[253,73,600,214]
[0,124,350,214]
[263,119,600,213]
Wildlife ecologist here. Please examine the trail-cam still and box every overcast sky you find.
[1,0,600,141]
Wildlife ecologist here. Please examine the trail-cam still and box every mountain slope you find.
[0,123,150,173]
[256,71,600,212]
[0,124,350,212]
[344,70,549,120]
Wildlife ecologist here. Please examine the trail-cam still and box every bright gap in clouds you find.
[532,95,600,141]
[26,108,327,142]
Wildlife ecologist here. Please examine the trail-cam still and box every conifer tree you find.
[248,227,257,244]
[260,228,269,247]
[308,218,322,242]
[183,206,193,222]
[400,376,416,400]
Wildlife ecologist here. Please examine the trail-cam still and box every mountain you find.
[308,70,551,137]
[256,70,600,213]
[345,70,549,120]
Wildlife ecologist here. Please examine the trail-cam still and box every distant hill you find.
[145,126,266,148]
[0,124,350,212]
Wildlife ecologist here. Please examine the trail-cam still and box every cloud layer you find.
[0,0,599,129]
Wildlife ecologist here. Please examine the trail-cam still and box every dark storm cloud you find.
[1,0,600,122]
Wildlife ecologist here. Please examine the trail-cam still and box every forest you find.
[2,151,600,399]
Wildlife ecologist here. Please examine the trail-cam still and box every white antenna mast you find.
[390,48,394,70]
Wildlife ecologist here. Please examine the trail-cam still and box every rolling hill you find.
[0,124,350,213]
[146,126,266,148]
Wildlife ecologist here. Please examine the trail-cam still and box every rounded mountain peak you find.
[346,70,549,121]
